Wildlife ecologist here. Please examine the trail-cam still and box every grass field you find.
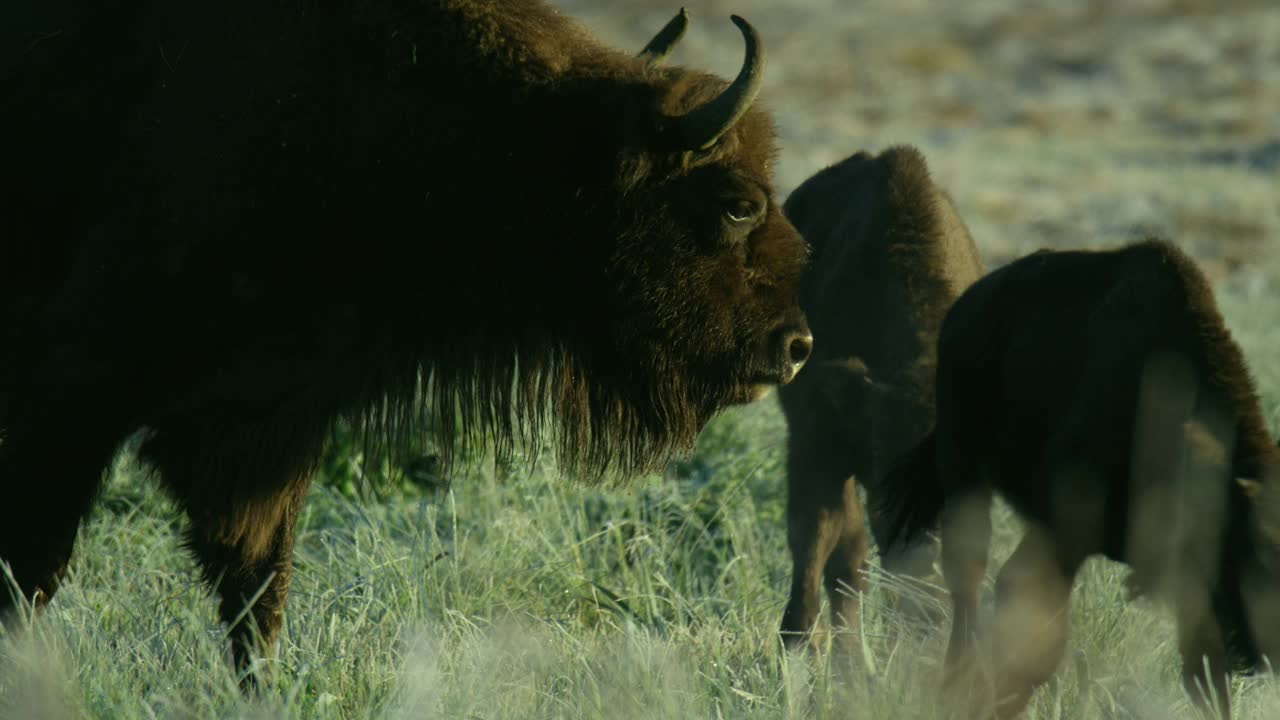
[2,292,1277,719]
[3,0,1279,717]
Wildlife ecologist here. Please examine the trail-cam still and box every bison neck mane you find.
[340,3,720,482]
[356,328,715,486]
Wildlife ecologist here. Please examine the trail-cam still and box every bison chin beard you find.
[727,374,783,405]
[544,350,727,482]
[391,340,726,484]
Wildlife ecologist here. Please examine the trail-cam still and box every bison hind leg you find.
[989,525,1085,719]
[141,424,322,688]
[183,489,309,689]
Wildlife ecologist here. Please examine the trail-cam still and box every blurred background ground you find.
[567,0,1279,281]
[2,1,1278,718]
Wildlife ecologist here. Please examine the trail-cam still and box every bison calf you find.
[777,146,984,652]
[881,239,1280,718]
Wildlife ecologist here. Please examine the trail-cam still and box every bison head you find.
[540,11,811,476]
[612,23,808,399]
[416,10,810,479]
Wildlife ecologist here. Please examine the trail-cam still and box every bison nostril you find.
[787,333,814,367]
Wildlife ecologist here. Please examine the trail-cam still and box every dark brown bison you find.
[0,3,811,682]
[880,239,1280,718]
[776,146,983,653]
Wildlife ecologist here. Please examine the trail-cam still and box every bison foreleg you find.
[0,426,117,614]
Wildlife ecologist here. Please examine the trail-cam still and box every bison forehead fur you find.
[0,0,809,680]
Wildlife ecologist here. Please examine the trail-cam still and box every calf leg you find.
[1175,582,1231,719]
[939,487,993,678]
[822,477,873,657]
[780,456,856,651]
[990,526,1084,719]
[141,422,322,687]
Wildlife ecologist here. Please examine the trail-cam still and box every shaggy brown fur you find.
[0,2,811,682]
[879,239,1280,718]
[777,147,983,653]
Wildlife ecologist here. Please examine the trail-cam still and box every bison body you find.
[881,239,1280,717]
[0,2,810,680]
[776,147,983,651]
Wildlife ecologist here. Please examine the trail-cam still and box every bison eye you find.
[724,199,761,224]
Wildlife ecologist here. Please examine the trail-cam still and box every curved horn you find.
[665,15,766,151]
[639,8,689,63]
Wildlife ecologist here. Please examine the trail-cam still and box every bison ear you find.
[639,8,689,64]
[1239,477,1264,500]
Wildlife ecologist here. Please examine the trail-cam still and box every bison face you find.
[602,15,812,412]
[604,141,811,411]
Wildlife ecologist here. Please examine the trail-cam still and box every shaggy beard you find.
[351,340,727,484]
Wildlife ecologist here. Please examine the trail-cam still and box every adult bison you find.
[0,3,811,681]
[776,147,983,653]
[880,240,1280,718]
